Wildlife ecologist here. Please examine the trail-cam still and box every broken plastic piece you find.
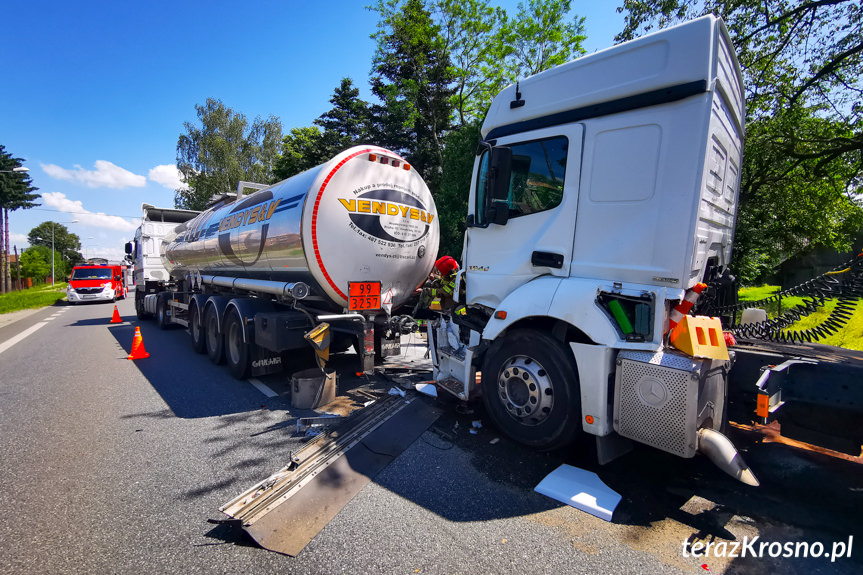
[534,464,622,521]
[415,383,437,398]
[471,420,482,429]
[388,387,406,398]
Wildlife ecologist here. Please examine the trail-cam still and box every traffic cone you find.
[127,326,150,360]
[110,305,122,324]
[667,282,707,334]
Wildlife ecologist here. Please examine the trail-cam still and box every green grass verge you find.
[738,285,863,351]
[0,283,67,315]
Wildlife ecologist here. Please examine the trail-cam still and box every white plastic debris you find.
[471,420,482,429]
[469,429,478,435]
[534,464,622,522]
[415,383,438,398]
[490,438,500,445]
[388,387,406,398]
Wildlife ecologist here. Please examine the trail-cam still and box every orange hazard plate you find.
[348,281,381,311]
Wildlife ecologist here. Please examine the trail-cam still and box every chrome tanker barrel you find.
[163,145,440,311]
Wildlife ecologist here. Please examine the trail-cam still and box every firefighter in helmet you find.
[423,255,459,311]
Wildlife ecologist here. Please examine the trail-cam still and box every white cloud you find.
[148,164,186,190]
[41,192,139,231]
[41,160,146,189]
[9,232,29,248]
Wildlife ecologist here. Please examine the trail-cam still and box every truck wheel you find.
[224,309,251,380]
[135,293,148,319]
[481,329,582,451]
[156,295,171,329]
[204,306,225,365]
[189,303,206,354]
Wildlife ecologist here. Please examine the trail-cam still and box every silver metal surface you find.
[163,146,439,310]
[614,349,701,457]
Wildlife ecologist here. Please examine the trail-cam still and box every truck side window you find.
[475,136,567,225]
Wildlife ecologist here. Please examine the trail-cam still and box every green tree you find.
[0,145,40,293]
[502,0,586,79]
[273,79,371,181]
[434,0,507,125]
[273,127,328,181]
[315,77,370,151]
[19,245,53,284]
[370,0,455,191]
[27,222,83,270]
[437,121,482,259]
[616,1,863,282]
[175,98,282,210]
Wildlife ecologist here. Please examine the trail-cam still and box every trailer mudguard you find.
[224,298,278,343]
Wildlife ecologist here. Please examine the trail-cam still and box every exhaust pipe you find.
[697,428,760,487]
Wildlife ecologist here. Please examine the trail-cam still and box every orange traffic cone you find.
[127,326,150,360]
[110,305,122,324]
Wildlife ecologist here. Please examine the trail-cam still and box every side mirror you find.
[124,242,132,255]
[486,147,512,226]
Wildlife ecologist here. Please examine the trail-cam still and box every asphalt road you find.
[0,296,861,574]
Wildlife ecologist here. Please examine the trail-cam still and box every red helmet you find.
[435,256,458,276]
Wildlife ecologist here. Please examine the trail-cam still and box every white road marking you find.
[0,322,48,356]
[249,378,279,398]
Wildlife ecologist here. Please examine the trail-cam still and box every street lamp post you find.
[52,220,79,285]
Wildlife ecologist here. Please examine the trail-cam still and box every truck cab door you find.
[464,125,583,309]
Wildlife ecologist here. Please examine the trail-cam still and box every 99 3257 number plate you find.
[348,281,381,311]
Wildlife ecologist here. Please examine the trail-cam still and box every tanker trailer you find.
[142,145,439,379]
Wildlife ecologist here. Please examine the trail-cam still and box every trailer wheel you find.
[224,308,251,379]
[481,329,581,451]
[189,303,206,354]
[156,294,171,330]
[204,306,225,365]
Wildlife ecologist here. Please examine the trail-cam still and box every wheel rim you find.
[206,313,218,354]
[496,355,554,426]
[191,307,200,342]
[227,319,242,365]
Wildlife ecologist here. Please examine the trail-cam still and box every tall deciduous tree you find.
[370,0,455,191]
[175,98,282,211]
[502,0,586,79]
[617,0,863,282]
[27,222,83,269]
[0,145,40,293]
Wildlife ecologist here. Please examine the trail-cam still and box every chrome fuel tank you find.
[163,146,440,310]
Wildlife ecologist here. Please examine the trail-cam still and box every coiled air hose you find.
[699,251,863,344]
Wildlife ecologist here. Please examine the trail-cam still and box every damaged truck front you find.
[430,15,757,485]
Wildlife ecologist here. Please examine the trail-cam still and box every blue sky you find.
[1,1,625,261]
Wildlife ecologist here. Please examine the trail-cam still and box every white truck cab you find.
[431,16,755,484]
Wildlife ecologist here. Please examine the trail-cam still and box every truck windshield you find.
[71,268,112,280]
[475,136,568,225]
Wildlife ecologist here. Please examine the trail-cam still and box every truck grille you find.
[613,350,700,458]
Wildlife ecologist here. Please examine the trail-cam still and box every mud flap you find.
[220,396,440,556]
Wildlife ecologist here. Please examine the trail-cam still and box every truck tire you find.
[188,303,206,354]
[481,329,582,451]
[156,294,171,329]
[204,306,225,365]
[224,308,251,380]
[135,293,149,319]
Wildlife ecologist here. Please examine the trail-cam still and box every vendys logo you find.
[339,189,434,243]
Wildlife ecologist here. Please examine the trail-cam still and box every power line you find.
[27,207,141,219]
